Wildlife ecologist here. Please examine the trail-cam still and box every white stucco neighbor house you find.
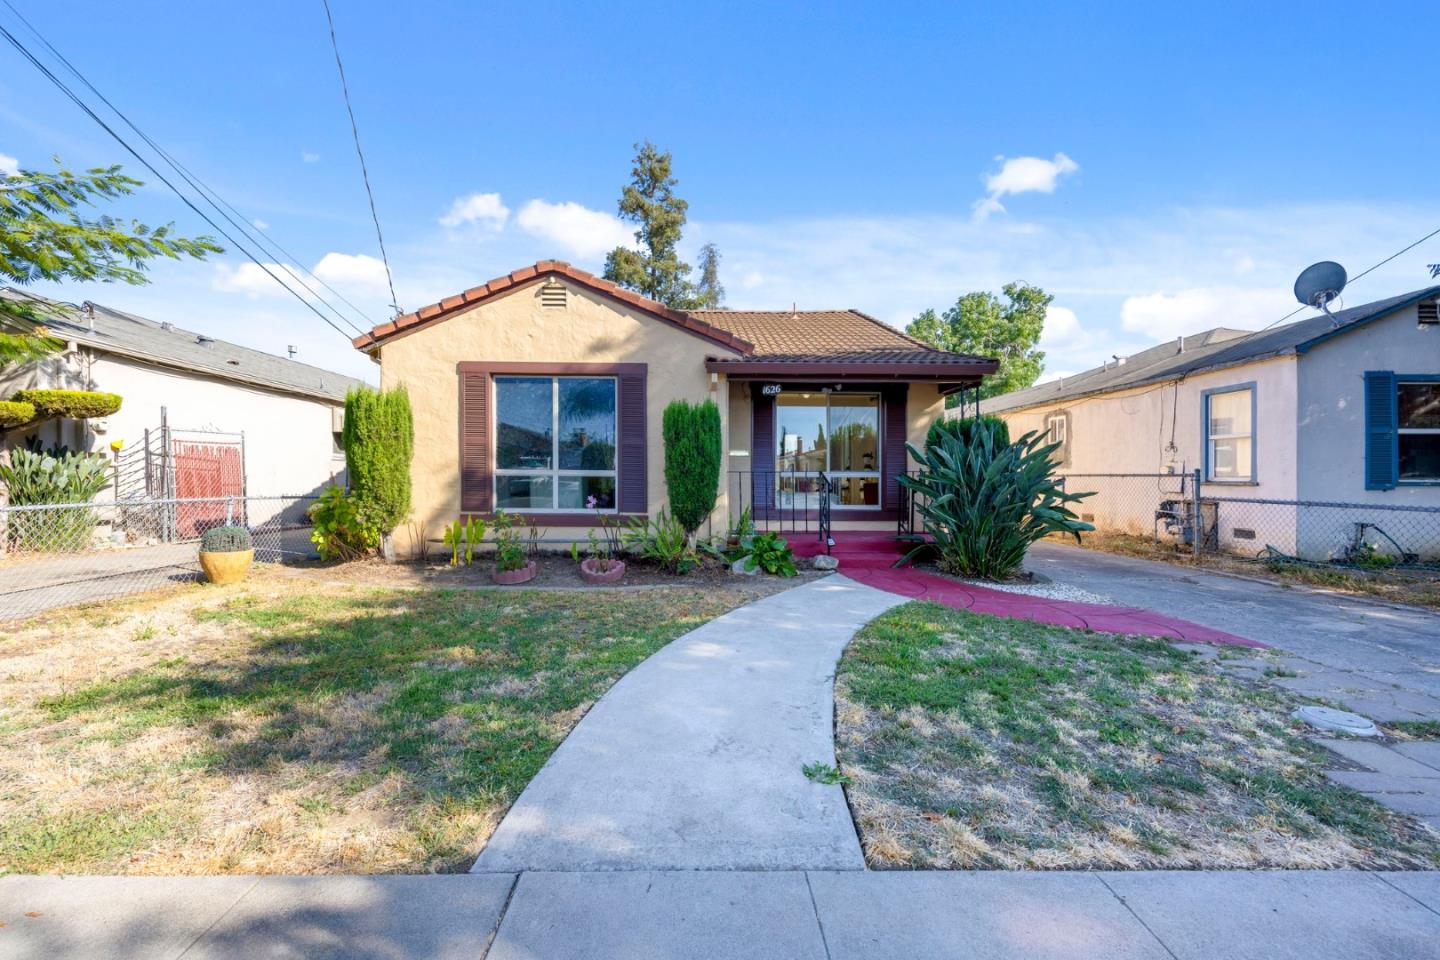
[1,290,366,514]
[980,285,1440,560]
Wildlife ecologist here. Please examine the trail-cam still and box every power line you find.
[321,0,400,315]
[0,21,363,345]
[0,0,372,337]
[1249,223,1440,337]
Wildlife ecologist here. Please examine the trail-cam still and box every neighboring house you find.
[352,260,995,553]
[1,290,364,516]
[980,285,1440,558]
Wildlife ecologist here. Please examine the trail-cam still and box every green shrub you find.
[926,414,1009,453]
[200,525,252,553]
[10,389,122,420]
[621,509,697,574]
[742,531,797,577]
[307,485,381,561]
[900,418,1093,580]
[0,400,35,427]
[662,399,722,537]
[490,511,528,572]
[0,448,111,551]
[342,386,414,535]
[0,447,110,504]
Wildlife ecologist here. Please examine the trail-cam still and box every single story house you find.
[1,290,363,521]
[980,285,1440,559]
[352,260,995,553]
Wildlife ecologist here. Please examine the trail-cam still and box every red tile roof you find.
[353,262,993,372]
[352,261,754,355]
[691,309,989,366]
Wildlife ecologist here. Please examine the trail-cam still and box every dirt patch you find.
[281,552,828,596]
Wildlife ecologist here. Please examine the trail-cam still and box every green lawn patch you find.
[0,574,750,874]
[835,601,1440,869]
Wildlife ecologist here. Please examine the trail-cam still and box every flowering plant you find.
[585,494,623,571]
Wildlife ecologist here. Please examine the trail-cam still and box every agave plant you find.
[899,418,1093,580]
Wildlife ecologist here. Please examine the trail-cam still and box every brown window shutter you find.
[460,372,491,513]
[882,384,909,510]
[617,370,648,514]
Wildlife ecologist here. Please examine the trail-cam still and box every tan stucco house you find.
[353,261,995,552]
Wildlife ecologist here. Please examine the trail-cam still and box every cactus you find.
[200,524,252,553]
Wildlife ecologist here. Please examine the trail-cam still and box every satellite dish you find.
[1294,261,1347,309]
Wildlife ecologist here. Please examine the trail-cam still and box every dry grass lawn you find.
[836,601,1440,870]
[0,567,758,875]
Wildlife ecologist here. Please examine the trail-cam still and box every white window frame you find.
[1203,384,1255,483]
[1398,379,1440,483]
[1045,413,1067,448]
[493,375,618,513]
[775,391,882,510]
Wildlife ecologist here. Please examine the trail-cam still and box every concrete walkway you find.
[1028,542,1440,710]
[6,870,1440,959]
[472,575,904,872]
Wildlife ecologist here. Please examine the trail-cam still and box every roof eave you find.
[1293,287,1440,354]
[705,358,998,380]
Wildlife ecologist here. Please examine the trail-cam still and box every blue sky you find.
[4,1,1439,383]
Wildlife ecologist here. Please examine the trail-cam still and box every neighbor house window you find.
[775,391,880,507]
[494,376,616,510]
[1398,380,1440,482]
[1045,413,1067,448]
[1204,386,1254,481]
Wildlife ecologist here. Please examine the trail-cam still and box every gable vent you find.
[1419,299,1439,326]
[539,280,567,309]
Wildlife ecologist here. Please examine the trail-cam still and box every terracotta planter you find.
[492,560,537,585]
[580,558,626,584]
[200,548,254,585]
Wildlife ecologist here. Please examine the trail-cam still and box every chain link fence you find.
[1056,473,1440,572]
[0,495,318,622]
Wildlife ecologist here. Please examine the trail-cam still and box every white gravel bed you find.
[955,576,1118,606]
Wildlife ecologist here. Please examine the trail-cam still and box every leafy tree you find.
[603,142,720,310]
[907,283,1051,400]
[343,386,414,536]
[0,159,221,368]
[661,398,721,537]
[695,242,725,308]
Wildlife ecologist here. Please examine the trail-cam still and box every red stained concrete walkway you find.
[786,534,1261,648]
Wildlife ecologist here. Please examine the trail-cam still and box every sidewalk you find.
[4,869,1438,959]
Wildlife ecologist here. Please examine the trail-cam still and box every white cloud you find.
[1120,286,1292,340]
[313,252,391,298]
[515,199,633,258]
[974,152,1078,221]
[213,262,291,298]
[440,192,509,229]
[1038,305,1082,348]
[0,153,18,176]
[1233,256,1255,275]
[302,151,320,164]
[252,218,270,231]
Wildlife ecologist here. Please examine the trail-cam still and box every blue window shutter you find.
[1363,371,1398,490]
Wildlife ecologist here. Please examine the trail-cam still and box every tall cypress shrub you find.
[662,398,721,536]
[342,385,414,534]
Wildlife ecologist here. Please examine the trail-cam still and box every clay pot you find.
[579,558,626,584]
[200,548,254,585]
[492,560,537,585]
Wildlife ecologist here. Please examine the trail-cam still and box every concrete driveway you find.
[1028,542,1440,717]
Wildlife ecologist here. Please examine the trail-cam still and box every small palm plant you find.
[899,418,1093,580]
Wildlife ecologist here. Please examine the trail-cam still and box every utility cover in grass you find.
[834,601,1440,870]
